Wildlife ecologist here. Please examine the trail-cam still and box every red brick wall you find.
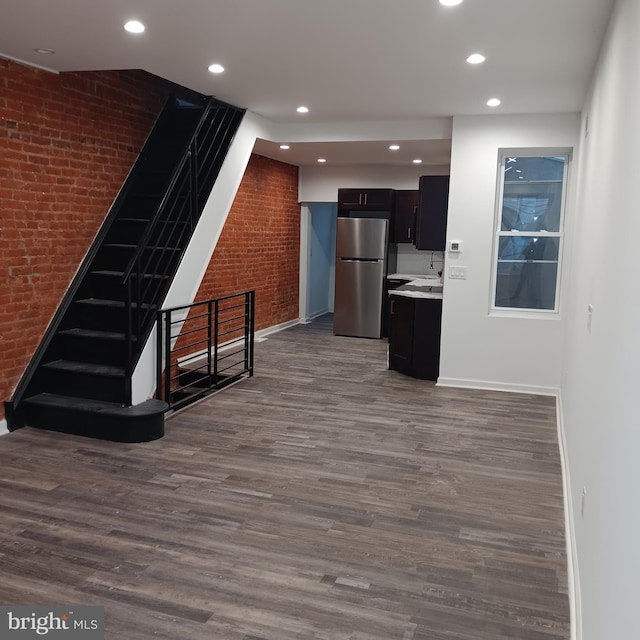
[195,154,300,331]
[0,58,174,420]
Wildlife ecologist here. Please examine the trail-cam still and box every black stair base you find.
[21,394,167,443]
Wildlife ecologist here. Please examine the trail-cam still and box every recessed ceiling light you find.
[34,48,55,55]
[208,63,224,74]
[412,159,423,164]
[389,144,400,151]
[466,53,486,64]
[317,158,326,163]
[296,106,309,113]
[279,144,290,150]
[487,98,501,107]
[124,20,145,34]
[440,0,463,6]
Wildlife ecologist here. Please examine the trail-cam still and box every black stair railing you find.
[121,98,245,403]
[157,291,255,412]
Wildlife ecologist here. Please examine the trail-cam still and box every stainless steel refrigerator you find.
[333,217,393,338]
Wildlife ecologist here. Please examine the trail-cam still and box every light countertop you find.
[389,275,443,300]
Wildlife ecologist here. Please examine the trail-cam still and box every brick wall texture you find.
[0,57,300,421]
[194,154,300,330]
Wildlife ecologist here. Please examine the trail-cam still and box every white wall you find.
[561,1,640,638]
[438,113,580,394]
[299,164,449,203]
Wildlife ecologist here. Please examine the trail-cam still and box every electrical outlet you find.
[449,266,467,280]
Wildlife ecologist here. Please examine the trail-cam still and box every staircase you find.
[5,93,245,442]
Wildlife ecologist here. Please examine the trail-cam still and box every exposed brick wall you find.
[0,58,174,420]
[195,154,300,331]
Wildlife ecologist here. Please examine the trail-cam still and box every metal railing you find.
[156,291,255,411]
[122,98,245,403]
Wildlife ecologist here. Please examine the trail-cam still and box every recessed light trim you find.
[412,159,423,164]
[440,0,463,6]
[124,20,145,34]
[389,144,400,151]
[279,144,290,150]
[466,53,486,65]
[34,48,55,55]
[317,158,326,163]
[208,63,224,74]
[296,106,309,114]
[487,98,501,107]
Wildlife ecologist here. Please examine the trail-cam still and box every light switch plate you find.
[449,266,467,279]
[449,240,462,252]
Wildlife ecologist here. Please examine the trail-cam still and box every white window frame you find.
[490,148,571,316]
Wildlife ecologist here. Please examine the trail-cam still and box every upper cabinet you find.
[338,188,394,212]
[392,190,419,243]
[415,176,450,251]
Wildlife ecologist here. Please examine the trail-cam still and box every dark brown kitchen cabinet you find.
[415,175,449,251]
[338,188,394,211]
[389,294,442,381]
[392,190,419,243]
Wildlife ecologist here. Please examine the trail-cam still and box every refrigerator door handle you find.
[340,258,381,263]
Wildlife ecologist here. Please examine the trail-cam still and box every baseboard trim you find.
[300,308,330,325]
[436,377,559,397]
[0,419,8,437]
[556,391,581,640]
[256,318,300,339]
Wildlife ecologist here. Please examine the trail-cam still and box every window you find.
[491,151,570,312]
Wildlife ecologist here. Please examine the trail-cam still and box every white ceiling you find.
[0,0,614,166]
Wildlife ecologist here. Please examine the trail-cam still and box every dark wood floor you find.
[0,314,569,639]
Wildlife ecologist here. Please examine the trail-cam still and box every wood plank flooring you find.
[0,314,569,639]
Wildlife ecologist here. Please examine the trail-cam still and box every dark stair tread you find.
[42,359,125,377]
[91,269,169,280]
[75,298,154,310]
[24,393,165,416]
[58,328,137,342]
[103,243,183,251]
[21,393,167,443]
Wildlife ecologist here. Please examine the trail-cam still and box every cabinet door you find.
[361,189,394,209]
[412,298,443,381]
[416,176,449,250]
[393,190,419,243]
[338,188,394,211]
[389,295,414,372]
[338,188,364,208]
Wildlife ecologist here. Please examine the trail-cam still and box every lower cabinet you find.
[389,294,442,381]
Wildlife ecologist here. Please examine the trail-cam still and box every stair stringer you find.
[131,111,273,405]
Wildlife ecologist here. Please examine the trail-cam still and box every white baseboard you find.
[556,392,581,640]
[436,377,559,397]
[0,419,8,437]
[256,318,300,339]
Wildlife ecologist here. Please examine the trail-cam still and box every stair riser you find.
[38,369,127,403]
[21,401,165,443]
[51,335,129,368]
[70,303,127,333]
[79,276,166,306]
[92,246,181,274]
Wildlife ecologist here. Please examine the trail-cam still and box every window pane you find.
[495,262,558,310]
[497,236,559,263]
[501,156,565,232]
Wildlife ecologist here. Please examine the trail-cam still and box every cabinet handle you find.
[407,228,411,240]
[363,193,368,205]
[359,193,363,205]
[390,300,395,315]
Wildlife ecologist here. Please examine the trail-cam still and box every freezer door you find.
[334,259,385,338]
[336,217,388,260]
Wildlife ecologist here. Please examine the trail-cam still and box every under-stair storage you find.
[5,93,245,442]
